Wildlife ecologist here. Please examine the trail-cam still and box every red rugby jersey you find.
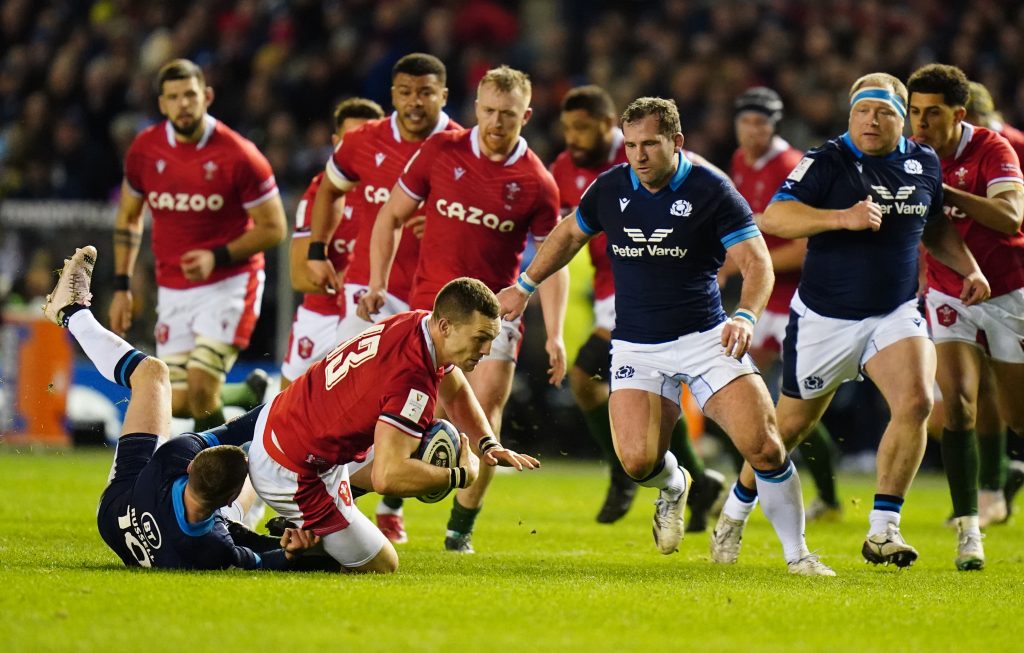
[549,129,627,302]
[731,136,805,313]
[123,115,278,289]
[926,123,1024,298]
[292,173,356,315]
[266,311,451,471]
[398,127,560,309]
[326,113,460,302]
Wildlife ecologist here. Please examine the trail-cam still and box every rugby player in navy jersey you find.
[498,97,834,575]
[43,246,328,571]
[719,73,990,569]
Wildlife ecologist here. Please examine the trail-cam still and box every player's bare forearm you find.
[537,266,569,340]
[371,422,457,497]
[438,370,497,451]
[523,217,591,284]
[760,200,842,238]
[368,186,419,288]
[310,178,346,242]
[289,236,325,293]
[113,181,145,276]
[943,184,1024,235]
[730,236,774,316]
[922,216,979,277]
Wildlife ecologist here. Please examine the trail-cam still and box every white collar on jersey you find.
[750,135,792,171]
[470,125,528,166]
[607,127,624,163]
[954,121,975,160]
[421,314,439,369]
[389,111,452,143]
[165,114,216,149]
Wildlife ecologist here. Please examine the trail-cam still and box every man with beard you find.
[109,59,286,432]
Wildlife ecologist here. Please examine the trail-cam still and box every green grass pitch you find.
[1,448,1021,653]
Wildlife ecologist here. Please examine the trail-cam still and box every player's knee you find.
[187,383,221,414]
[894,391,934,425]
[619,450,656,480]
[356,544,398,574]
[132,357,170,390]
[942,394,976,430]
[745,431,786,469]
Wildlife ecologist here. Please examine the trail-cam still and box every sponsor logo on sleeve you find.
[401,389,429,422]
[787,157,814,182]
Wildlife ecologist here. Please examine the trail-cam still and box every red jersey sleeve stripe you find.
[379,414,423,439]
[325,158,357,191]
[242,187,280,210]
[397,179,424,202]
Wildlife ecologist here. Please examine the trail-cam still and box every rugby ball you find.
[414,419,462,503]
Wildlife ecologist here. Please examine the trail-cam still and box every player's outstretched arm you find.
[921,214,991,306]
[306,179,347,292]
[437,369,540,470]
[720,236,774,359]
[371,421,480,496]
[536,264,568,386]
[110,180,146,335]
[496,217,591,321]
[359,185,420,320]
[760,196,882,239]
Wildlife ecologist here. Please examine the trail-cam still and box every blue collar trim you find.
[628,152,692,193]
[172,476,216,537]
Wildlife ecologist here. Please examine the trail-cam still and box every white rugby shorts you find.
[781,291,929,399]
[335,283,410,343]
[926,287,1024,364]
[246,402,387,568]
[610,322,758,410]
[155,270,265,357]
[281,306,343,382]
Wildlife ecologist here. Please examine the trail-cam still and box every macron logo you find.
[374,152,386,167]
[619,197,630,212]
[623,227,673,243]
[454,167,466,180]
[870,185,916,200]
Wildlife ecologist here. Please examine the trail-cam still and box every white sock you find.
[755,460,809,563]
[722,482,758,522]
[67,309,138,386]
[637,451,686,500]
[868,509,901,536]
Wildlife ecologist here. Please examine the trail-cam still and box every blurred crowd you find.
[1,0,1023,202]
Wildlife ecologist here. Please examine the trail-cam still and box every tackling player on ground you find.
[281,98,385,390]
[722,87,841,522]
[499,96,833,575]
[364,66,569,553]
[109,59,286,432]
[907,63,1024,570]
[551,85,725,529]
[45,247,326,571]
[717,73,989,569]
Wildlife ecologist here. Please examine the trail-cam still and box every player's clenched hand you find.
[357,287,387,321]
[838,196,883,232]
[109,291,133,335]
[406,215,427,239]
[280,527,321,560]
[495,285,530,321]
[960,270,991,306]
[545,335,566,386]
[180,249,216,281]
[721,316,754,360]
[306,259,340,294]
[457,433,481,486]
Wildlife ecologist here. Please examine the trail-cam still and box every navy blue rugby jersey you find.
[576,152,759,343]
[98,430,289,571]
[770,134,944,319]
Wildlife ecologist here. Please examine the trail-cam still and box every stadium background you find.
[0,0,1022,460]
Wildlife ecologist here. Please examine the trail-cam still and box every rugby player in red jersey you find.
[364,66,569,553]
[109,59,286,432]
[281,98,385,390]
[909,64,1024,570]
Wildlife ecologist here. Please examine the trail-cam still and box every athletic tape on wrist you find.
[212,245,232,268]
[733,308,757,326]
[478,435,500,456]
[516,272,537,295]
[307,241,328,261]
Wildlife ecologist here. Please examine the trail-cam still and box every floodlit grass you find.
[1,448,1021,652]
